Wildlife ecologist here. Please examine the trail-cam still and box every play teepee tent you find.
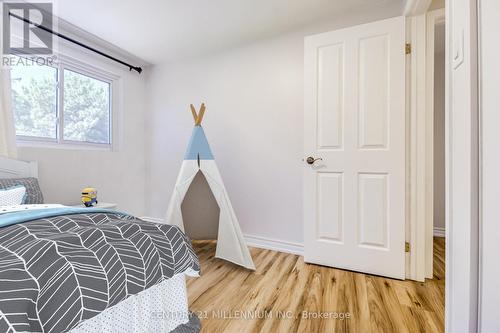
[166,103,255,270]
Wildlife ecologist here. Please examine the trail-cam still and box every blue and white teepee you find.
[166,104,255,270]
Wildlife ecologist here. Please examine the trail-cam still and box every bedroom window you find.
[10,56,114,149]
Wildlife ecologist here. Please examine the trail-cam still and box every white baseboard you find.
[244,234,304,256]
[139,217,305,256]
[433,226,445,237]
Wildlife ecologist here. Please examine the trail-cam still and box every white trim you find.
[407,8,446,283]
[407,14,427,282]
[244,234,304,256]
[16,140,112,151]
[477,1,500,330]
[477,4,484,329]
[139,216,305,256]
[433,226,445,237]
[445,0,480,331]
[404,0,433,16]
[55,52,121,81]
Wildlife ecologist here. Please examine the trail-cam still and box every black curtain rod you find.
[9,12,143,74]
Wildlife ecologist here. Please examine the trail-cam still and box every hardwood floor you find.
[187,237,445,333]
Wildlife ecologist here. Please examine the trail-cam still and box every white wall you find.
[479,1,500,331]
[18,45,147,216]
[434,47,445,230]
[145,5,401,244]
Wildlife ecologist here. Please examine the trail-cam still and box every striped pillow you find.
[0,186,27,206]
[0,178,44,204]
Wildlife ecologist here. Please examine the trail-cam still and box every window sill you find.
[17,140,113,152]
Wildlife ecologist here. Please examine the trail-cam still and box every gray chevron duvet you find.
[0,211,200,333]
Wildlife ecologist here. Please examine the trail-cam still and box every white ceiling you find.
[54,0,402,64]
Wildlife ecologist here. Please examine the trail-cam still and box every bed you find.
[0,157,201,333]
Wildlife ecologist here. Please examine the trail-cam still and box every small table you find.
[70,202,118,210]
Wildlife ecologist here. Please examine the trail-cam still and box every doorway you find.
[433,23,445,240]
[429,21,447,293]
[424,8,446,280]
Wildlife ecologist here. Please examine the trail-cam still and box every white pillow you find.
[0,186,27,206]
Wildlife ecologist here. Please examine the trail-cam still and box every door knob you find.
[306,156,323,165]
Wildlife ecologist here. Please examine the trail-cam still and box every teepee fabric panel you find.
[166,160,255,270]
[199,161,255,270]
[166,160,200,231]
[184,126,214,160]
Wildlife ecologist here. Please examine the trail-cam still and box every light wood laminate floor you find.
[187,237,445,333]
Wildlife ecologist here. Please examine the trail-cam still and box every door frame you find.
[407,0,481,331]
[423,1,480,331]
[445,0,480,330]
[406,13,428,282]
[405,8,446,282]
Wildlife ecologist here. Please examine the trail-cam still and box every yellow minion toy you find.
[81,187,98,207]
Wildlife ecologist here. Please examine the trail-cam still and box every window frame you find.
[13,53,119,151]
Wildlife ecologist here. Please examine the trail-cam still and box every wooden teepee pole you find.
[190,103,206,126]
[196,103,206,125]
[190,104,198,123]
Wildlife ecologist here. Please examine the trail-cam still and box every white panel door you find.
[304,16,406,279]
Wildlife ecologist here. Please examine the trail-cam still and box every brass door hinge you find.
[405,43,411,55]
[405,242,410,252]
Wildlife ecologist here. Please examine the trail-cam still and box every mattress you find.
[0,207,200,333]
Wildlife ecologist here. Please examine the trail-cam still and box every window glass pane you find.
[11,60,58,139]
[63,69,111,144]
